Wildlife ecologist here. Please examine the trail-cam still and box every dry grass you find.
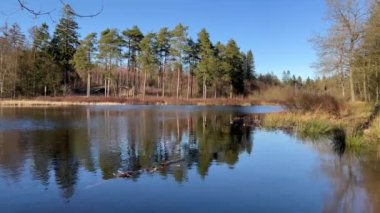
[364,115,380,143]
[263,101,375,147]
[250,86,293,103]
[286,93,341,116]
[0,96,283,107]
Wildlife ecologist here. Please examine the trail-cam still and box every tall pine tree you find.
[73,33,97,97]
[225,39,244,96]
[50,5,80,93]
[196,29,217,99]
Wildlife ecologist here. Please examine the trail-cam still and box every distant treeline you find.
[0,5,262,99]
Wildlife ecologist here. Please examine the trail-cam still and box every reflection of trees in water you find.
[321,151,380,213]
[0,108,95,199]
[0,107,254,198]
[321,153,370,213]
[0,132,28,182]
[264,126,380,212]
[298,133,380,213]
[195,113,252,176]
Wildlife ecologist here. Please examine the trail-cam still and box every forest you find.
[2,0,380,104]
[0,5,262,100]
[312,0,380,103]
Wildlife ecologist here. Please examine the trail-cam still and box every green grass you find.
[262,107,373,149]
[346,136,366,148]
[297,120,334,136]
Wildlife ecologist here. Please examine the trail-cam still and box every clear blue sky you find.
[1,0,327,79]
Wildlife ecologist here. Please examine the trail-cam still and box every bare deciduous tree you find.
[313,0,366,101]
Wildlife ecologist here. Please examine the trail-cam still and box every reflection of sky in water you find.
[0,118,86,132]
[0,119,56,132]
[90,105,284,113]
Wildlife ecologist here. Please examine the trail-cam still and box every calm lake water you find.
[0,105,380,213]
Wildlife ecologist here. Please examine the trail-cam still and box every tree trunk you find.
[190,75,193,98]
[169,74,172,97]
[377,70,379,104]
[0,80,3,99]
[126,67,129,97]
[117,71,121,97]
[363,71,367,102]
[214,84,217,99]
[187,74,190,99]
[229,85,233,99]
[157,65,161,97]
[133,67,136,97]
[86,71,91,98]
[349,69,355,102]
[348,42,356,102]
[176,68,180,99]
[162,64,165,97]
[202,74,206,99]
[104,77,107,97]
[340,71,345,98]
[107,77,111,97]
[0,52,3,99]
[143,70,147,100]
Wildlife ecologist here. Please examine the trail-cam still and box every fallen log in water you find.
[114,170,141,178]
[114,159,184,178]
[160,159,185,167]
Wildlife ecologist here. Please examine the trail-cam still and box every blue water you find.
[0,106,377,212]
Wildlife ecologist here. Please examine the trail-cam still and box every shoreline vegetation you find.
[0,96,284,107]
[261,94,380,149]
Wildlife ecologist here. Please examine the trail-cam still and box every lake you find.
[0,105,379,213]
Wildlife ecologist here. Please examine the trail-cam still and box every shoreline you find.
[0,97,284,107]
[261,102,379,148]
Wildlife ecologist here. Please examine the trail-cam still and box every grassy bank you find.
[263,101,375,148]
[0,96,283,107]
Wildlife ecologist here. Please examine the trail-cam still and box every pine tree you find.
[50,5,80,93]
[122,26,144,96]
[214,42,230,97]
[156,27,172,97]
[225,39,244,96]
[138,33,158,100]
[245,50,255,81]
[29,23,60,96]
[170,23,189,99]
[183,38,200,98]
[73,33,97,97]
[98,28,123,97]
[196,29,217,99]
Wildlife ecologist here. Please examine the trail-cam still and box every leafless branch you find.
[58,0,104,18]
[17,0,103,18]
[17,0,55,17]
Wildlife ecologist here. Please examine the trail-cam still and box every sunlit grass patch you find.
[346,136,365,148]
[364,115,380,143]
[297,120,333,137]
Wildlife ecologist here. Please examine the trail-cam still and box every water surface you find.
[0,105,379,212]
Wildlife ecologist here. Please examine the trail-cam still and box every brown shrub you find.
[286,93,341,116]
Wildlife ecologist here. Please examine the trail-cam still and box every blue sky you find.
[1,0,327,79]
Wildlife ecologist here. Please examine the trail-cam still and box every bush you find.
[286,93,341,116]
